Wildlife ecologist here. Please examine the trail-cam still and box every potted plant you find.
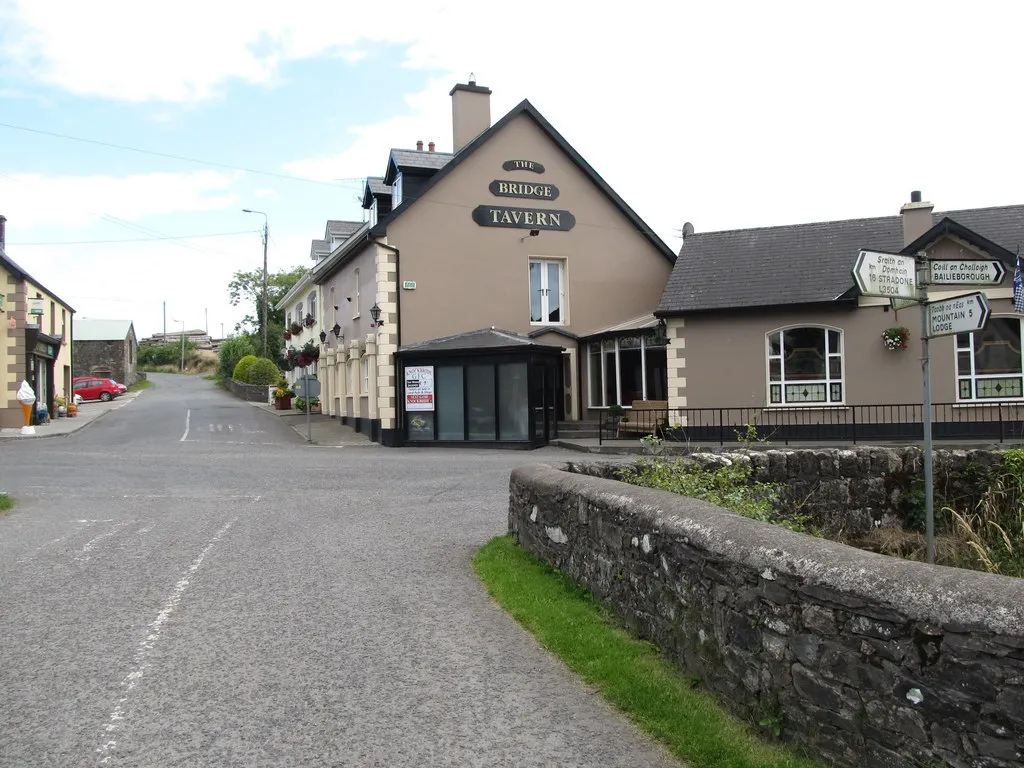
[273,384,294,410]
[308,396,321,414]
[283,331,292,341]
[289,321,302,336]
[303,313,316,328]
[882,326,909,351]
[294,396,306,411]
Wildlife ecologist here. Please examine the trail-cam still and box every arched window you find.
[766,326,843,405]
[957,317,1023,400]
[308,292,317,324]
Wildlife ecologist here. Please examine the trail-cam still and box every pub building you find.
[309,78,676,446]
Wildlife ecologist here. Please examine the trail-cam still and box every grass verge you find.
[0,494,13,514]
[127,379,153,393]
[473,536,821,768]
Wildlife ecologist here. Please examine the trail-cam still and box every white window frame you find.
[392,173,403,208]
[286,311,292,327]
[308,291,317,325]
[361,356,369,394]
[353,269,361,319]
[956,316,1024,402]
[586,335,666,408]
[765,325,844,406]
[296,301,303,320]
[368,198,378,228]
[528,257,567,326]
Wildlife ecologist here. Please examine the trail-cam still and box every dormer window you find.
[392,173,403,208]
[369,198,378,228]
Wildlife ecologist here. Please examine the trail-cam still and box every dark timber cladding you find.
[472,205,575,231]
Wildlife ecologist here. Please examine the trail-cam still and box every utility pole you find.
[242,209,269,357]
[163,301,166,339]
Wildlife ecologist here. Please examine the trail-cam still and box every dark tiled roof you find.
[398,327,564,354]
[326,220,362,238]
[657,204,1024,314]
[365,177,389,196]
[389,148,453,173]
[309,239,330,259]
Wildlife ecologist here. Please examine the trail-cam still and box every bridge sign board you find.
[928,259,1005,285]
[852,250,917,300]
[293,377,321,398]
[927,292,990,338]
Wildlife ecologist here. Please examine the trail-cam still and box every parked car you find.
[72,376,122,402]
[111,381,127,394]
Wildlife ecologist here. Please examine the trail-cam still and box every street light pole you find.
[243,209,269,357]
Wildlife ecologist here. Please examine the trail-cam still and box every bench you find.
[618,400,668,436]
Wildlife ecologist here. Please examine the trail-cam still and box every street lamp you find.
[370,302,384,327]
[242,208,269,357]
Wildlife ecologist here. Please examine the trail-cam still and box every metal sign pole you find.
[917,251,935,564]
[305,367,312,443]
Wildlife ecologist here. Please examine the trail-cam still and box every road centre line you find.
[95,518,236,765]
[180,409,190,442]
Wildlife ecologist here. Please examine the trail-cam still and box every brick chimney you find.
[450,75,491,153]
[0,214,6,250]
[416,140,423,151]
[428,141,435,152]
[901,190,934,246]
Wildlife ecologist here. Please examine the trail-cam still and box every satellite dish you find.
[682,222,695,239]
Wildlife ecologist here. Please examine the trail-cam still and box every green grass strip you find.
[0,494,12,513]
[473,536,821,768]
[128,379,153,392]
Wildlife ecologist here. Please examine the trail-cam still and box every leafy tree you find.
[232,354,259,382]
[218,336,256,383]
[228,265,307,362]
[246,358,281,385]
[139,340,197,368]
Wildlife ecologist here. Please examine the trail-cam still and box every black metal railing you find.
[597,402,1024,445]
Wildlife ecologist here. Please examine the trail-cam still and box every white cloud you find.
[0,170,240,228]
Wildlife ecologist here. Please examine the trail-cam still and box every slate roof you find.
[326,220,362,239]
[389,148,453,173]
[309,238,331,260]
[362,177,391,207]
[398,327,563,355]
[371,100,677,264]
[657,204,1024,315]
[75,318,135,341]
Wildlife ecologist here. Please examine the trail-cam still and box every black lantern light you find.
[332,322,342,339]
[370,302,383,327]
[652,317,669,346]
[319,330,327,343]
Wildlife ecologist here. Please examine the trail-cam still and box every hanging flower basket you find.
[882,326,909,351]
[283,331,292,341]
[289,322,302,335]
[303,313,316,328]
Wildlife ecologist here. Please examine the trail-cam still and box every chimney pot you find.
[416,140,423,151]
[428,141,435,152]
[0,214,5,249]
[910,190,922,203]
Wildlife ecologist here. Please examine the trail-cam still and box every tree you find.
[228,265,307,362]
[218,336,256,383]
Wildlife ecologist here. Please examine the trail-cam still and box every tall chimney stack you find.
[900,190,934,246]
[0,215,6,250]
[450,75,491,153]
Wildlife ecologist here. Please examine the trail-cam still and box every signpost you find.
[852,250,917,300]
[926,292,991,338]
[928,260,1005,286]
[293,374,321,443]
[851,249,1007,564]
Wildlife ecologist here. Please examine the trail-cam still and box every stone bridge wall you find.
[509,461,1024,767]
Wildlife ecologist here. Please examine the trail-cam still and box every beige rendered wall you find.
[1,266,21,428]
[25,280,73,399]
[387,113,673,345]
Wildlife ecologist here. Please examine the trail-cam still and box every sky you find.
[1,1,1022,340]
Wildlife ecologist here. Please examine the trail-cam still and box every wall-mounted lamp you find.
[332,323,342,339]
[652,317,669,346]
[519,229,541,243]
[370,303,384,327]
[319,330,327,343]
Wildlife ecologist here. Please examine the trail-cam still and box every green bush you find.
[138,341,196,368]
[218,337,256,382]
[232,354,259,382]
[246,358,280,385]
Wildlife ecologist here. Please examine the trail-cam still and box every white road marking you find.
[95,518,236,765]
[227,425,233,432]
[16,520,96,564]
[75,521,134,562]
[180,409,191,442]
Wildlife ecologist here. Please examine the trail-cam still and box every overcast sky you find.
[1,1,1021,339]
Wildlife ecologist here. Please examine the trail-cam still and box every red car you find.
[72,376,122,402]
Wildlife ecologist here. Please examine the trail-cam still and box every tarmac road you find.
[0,373,679,767]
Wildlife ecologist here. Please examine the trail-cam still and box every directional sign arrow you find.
[928,259,1006,285]
[852,250,917,300]
[927,292,991,338]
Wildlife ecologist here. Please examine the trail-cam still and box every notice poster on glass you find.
[405,365,435,411]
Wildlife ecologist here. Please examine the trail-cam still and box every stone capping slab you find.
[511,462,1024,634]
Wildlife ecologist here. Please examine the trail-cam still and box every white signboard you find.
[927,292,990,338]
[404,366,435,412]
[852,250,917,299]
[28,298,44,315]
[928,260,1005,285]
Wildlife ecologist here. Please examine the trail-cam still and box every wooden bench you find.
[618,400,668,436]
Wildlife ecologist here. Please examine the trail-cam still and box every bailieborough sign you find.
[472,205,575,231]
